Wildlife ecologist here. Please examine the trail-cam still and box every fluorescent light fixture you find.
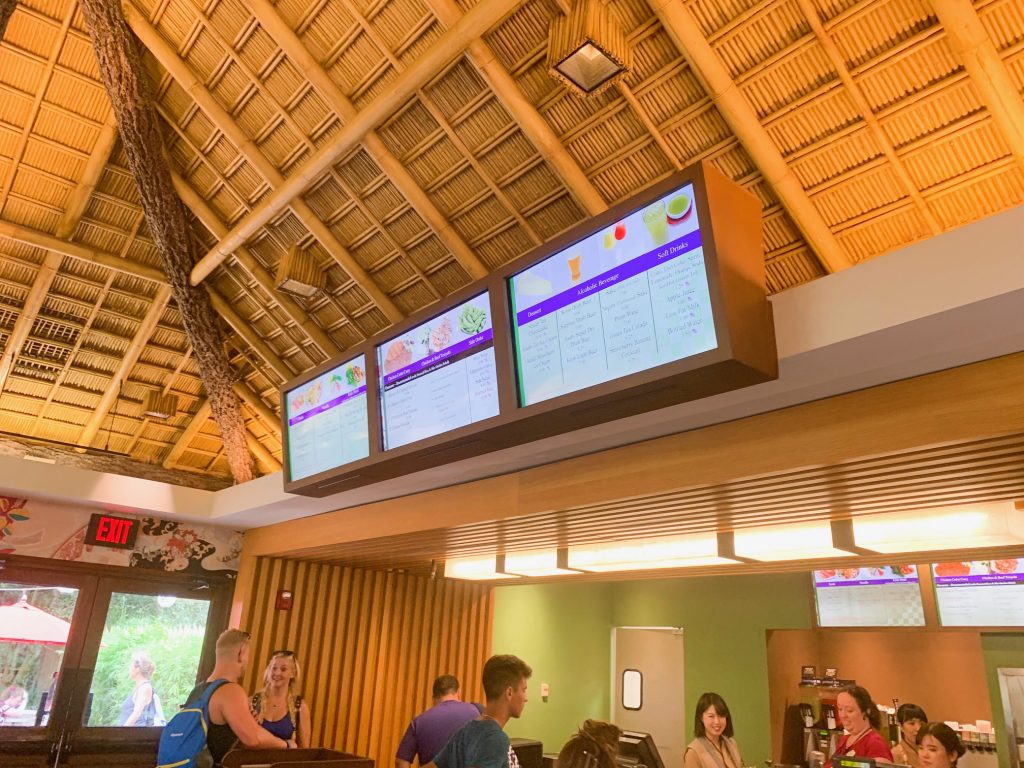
[23,455,57,464]
[852,502,1024,553]
[569,533,734,572]
[143,391,178,420]
[733,522,852,561]
[275,245,324,299]
[502,549,580,577]
[443,555,519,581]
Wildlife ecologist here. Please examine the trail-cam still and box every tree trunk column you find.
[78,0,256,484]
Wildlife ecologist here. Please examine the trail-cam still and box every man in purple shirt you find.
[395,675,482,768]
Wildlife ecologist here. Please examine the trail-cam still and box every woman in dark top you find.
[119,652,157,726]
[251,650,311,748]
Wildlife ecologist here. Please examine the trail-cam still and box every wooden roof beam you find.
[423,0,607,216]
[650,0,853,273]
[171,170,341,357]
[55,109,120,239]
[124,4,402,323]
[244,0,489,281]
[163,399,210,469]
[208,291,292,383]
[929,0,1024,173]
[78,285,173,449]
[0,252,60,395]
[233,380,281,440]
[183,0,523,285]
[246,431,281,475]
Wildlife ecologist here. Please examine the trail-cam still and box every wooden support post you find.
[78,0,256,483]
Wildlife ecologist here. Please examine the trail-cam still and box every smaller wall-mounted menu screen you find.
[934,559,1024,626]
[508,181,718,406]
[378,293,499,450]
[285,355,369,481]
[814,565,925,627]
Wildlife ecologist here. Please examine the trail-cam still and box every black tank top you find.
[183,680,237,766]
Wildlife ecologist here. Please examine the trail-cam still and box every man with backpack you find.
[157,629,296,768]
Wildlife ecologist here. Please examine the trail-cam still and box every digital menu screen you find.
[285,355,369,481]
[378,293,499,450]
[813,565,925,627]
[508,181,718,406]
[934,559,1024,626]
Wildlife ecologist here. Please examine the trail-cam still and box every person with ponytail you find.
[832,686,893,767]
[684,692,744,768]
[916,723,965,768]
[557,720,621,768]
[251,650,311,748]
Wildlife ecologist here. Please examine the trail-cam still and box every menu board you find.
[508,181,718,406]
[285,355,369,481]
[378,293,499,450]
[934,559,1024,626]
[813,565,925,627]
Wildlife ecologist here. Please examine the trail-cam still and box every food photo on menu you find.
[509,182,718,406]
[814,565,918,584]
[933,558,1024,626]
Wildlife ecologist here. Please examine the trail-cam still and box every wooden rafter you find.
[929,0,1024,172]
[246,431,281,474]
[170,171,340,358]
[207,291,291,382]
[0,253,60,395]
[650,0,853,273]
[233,380,282,442]
[186,0,523,285]
[77,0,257,484]
[423,0,608,217]
[243,0,490,282]
[163,399,210,469]
[78,285,173,449]
[125,3,402,323]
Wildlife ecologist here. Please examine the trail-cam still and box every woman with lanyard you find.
[684,692,744,768]
[832,686,893,767]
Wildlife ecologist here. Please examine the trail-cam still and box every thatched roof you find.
[0,0,1021,483]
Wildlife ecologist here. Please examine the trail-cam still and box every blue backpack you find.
[156,679,229,768]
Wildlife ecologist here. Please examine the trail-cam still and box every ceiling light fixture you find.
[851,502,1024,553]
[443,555,520,581]
[569,533,735,572]
[547,0,632,97]
[275,244,324,299]
[502,548,583,577]
[733,521,853,561]
[143,390,179,420]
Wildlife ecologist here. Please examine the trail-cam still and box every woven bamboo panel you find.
[240,557,492,766]
[0,0,1021,480]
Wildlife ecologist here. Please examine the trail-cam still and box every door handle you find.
[50,727,68,767]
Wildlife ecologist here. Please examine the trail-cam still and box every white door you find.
[613,627,686,768]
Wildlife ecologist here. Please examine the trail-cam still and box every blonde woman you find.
[120,652,158,726]
[251,650,311,748]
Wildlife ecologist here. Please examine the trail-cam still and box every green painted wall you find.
[492,572,813,760]
[981,633,1024,768]
[493,581,614,750]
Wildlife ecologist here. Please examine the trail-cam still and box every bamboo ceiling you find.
[0,0,1021,483]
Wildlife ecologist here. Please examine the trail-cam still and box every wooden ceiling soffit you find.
[78,284,173,449]
[649,0,853,274]
[170,171,341,358]
[185,0,524,286]
[424,0,607,217]
[79,0,256,484]
[930,0,1024,172]
[123,4,403,324]
[243,0,489,281]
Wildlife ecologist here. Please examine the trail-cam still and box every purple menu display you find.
[377,293,499,450]
[813,565,925,627]
[285,355,369,481]
[934,559,1024,626]
[509,181,718,407]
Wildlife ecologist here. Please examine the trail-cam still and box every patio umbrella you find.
[0,596,70,645]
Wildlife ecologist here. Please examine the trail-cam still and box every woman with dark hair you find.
[684,692,743,768]
[557,719,622,768]
[916,723,965,768]
[892,704,928,767]
[832,686,893,767]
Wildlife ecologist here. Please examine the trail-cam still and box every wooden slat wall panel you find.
[238,557,492,766]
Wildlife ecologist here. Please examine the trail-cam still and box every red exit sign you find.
[85,513,139,549]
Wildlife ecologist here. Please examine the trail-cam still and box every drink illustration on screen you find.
[378,294,499,450]
[509,182,718,406]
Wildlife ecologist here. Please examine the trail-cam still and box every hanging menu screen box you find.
[285,355,369,481]
[377,293,499,450]
[508,181,718,406]
[813,566,925,627]
[934,559,1024,626]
